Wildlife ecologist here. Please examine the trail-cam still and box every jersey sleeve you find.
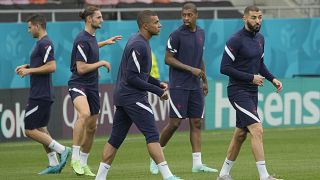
[39,41,55,64]
[166,32,179,54]
[126,42,147,73]
[126,42,164,97]
[258,37,275,82]
[220,36,254,82]
[259,57,275,82]
[75,41,90,63]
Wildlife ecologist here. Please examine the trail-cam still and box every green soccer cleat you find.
[192,164,219,173]
[38,165,61,174]
[58,147,71,172]
[83,165,96,176]
[164,175,184,180]
[71,160,84,175]
[149,158,159,175]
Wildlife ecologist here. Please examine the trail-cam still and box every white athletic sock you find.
[95,162,110,180]
[219,158,234,177]
[80,151,89,167]
[72,145,80,161]
[192,152,203,168]
[47,152,59,166]
[256,161,269,179]
[158,161,173,179]
[48,140,65,154]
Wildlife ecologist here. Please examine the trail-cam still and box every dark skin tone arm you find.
[165,51,208,96]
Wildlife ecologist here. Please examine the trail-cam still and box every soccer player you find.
[15,13,71,174]
[95,10,182,180]
[149,3,217,174]
[216,5,283,180]
[68,6,121,176]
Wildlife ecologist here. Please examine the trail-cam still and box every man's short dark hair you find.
[182,2,197,13]
[137,10,157,29]
[26,14,46,29]
[244,5,261,15]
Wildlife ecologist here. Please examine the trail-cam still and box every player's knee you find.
[250,126,263,139]
[86,123,97,134]
[108,136,124,149]
[78,111,91,121]
[25,129,35,138]
[170,119,182,129]
[190,119,202,129]
[146,133,159,144]
[236,132,247,143]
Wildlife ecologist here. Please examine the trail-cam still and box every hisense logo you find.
[212,82,320,129]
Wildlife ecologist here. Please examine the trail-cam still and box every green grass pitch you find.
[0,126,319,180]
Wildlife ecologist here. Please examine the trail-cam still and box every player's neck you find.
[85,25,97,36]
[37,31,47,40]
[139,30,151,41]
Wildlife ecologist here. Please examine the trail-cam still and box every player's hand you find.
[160,82,168,91]
[190,67,204,78]
[160,90,169,101]
[203,82,208,96]
[16,67,30,77]
[104,35,122,45]
[252,74,265,86]
[272,78,283,93]
[101,61,111,72]
[15,64,29,73]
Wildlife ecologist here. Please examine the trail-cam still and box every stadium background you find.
[0,0,319,148]
[0,1,319,180]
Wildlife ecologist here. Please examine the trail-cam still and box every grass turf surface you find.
[1,126,319,180]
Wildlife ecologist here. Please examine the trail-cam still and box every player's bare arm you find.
[98,35,123,47]
[200,59,208,96]
[165,50,204,77]
[76,60,110,75]
[16,61,56,77]
[272,78,283,93]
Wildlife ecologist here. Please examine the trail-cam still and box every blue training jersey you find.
[113,33,164,106]
[29,35,55,101]
[166,24,205,90]
[220,27,275,96]
[68,30,99,89]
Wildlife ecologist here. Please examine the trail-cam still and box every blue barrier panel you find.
[1,18,320,89]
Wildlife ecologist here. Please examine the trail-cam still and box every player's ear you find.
[142,22,148,30]
[242,15,246,22]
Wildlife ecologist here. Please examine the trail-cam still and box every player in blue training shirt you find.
[216,6,283,180]
[15,14,71,175]
[68,6,122,176]
[149,3,218,174]
[95,10,182,180]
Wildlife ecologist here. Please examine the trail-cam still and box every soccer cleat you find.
[149,158,159,175]
[58,147,71,172]
[216,174,233,180]
[83,165,96,176]
[192,164,219,173]
[71,160,84,175]
[38,165,61,174]
[262,175,284,180]
[164,175,184,180]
